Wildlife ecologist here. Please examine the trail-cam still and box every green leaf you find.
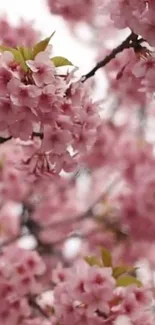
[33,32,55,58]
[51,56,73,67]
[0,46,28,71]
[11,48,28,71]
[101,247,112,267]
[116,275,142,287]
[84,256,102,267]
[17,46,33,60]
[113,266,134,279]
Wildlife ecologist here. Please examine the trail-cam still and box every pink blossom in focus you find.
[26,52,55,87]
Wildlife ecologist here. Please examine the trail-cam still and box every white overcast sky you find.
[0,0,107,101]
[0,0,96,73]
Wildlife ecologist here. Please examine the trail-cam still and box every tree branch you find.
[0,136,12,144]
[82,32,140,82]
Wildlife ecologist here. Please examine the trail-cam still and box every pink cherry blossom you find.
[0,202,21,242]
[47,0,99,23]
[42,125,73,153]
[132,56,155,92]
[26,52,55,87]
[38,85,58,113]
[0,16,40,47]
[8,78,41,109]
[108,0,155,46]
[0,9,154,325]
[0,67,12,95]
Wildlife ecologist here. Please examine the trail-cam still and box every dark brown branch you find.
[82,32,139,82]
[0,136,12,144]
[32,132,44,140]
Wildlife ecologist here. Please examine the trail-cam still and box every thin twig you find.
[82,32,140,82]
[0,136,12,144]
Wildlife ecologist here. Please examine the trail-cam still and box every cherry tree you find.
[0,1,154,324]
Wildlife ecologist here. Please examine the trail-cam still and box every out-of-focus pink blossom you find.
[0,16,40,47]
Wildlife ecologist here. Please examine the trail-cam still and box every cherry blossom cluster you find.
[47,0,155,49]
[47,0,105,24]
[0,44,101,174]
[80,116,155,263]
[0,4,155,325]
[97,45,155,113]
[53,259,154,325]
[46,0,117,47]
[0,138,37,243]
[0,241,153,325]
[0,16,40,47]
[0,245,45,325]
[109,0,155,46]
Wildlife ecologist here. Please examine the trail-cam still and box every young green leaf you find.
[51,56,73,67]
[101,247,112,267]
[113,266,134,279]
[0,46,28,71]
[84,256,102,267]
[18,47,33,60]
[116,275,142,287]
[33,32,55,58]
[11,49,28,71]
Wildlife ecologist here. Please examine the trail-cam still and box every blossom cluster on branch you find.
[0,1,155,325]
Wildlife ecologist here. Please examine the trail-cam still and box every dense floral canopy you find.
[0,1,154,325]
